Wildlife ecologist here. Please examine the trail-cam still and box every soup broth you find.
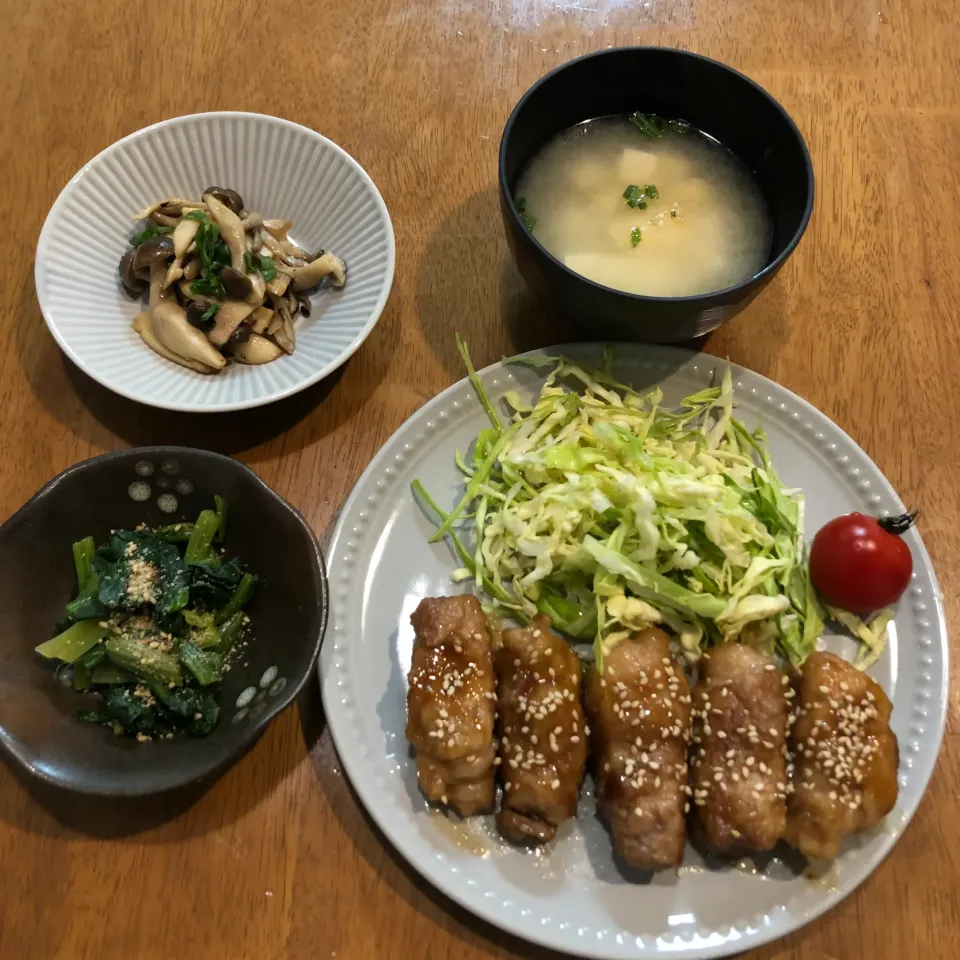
[516,117,773,297]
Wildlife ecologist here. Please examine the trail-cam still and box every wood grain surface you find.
[1,0,958,957]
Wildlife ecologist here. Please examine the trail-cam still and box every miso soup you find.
[516,116,773,298]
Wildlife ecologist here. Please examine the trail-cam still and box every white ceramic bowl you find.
[35,112,395,412]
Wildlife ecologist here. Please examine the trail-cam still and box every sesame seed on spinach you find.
[35,497,259,740]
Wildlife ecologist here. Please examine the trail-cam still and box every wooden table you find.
[1,0,957,957]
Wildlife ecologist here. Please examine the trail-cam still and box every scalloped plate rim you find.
[319,344,948,958]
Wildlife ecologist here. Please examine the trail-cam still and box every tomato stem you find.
[877,510,920,536]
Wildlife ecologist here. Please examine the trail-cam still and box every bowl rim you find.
[0,445,330,797]
[498,46,815,305]
[34,111,397,414]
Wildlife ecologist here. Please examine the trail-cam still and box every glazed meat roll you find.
[690,643,791,852]
[493,615,588,844]
[785,651,899,860]
[585,627,693,869]
[405,596,497,816]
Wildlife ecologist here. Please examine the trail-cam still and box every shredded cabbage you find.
[414,340,883,672]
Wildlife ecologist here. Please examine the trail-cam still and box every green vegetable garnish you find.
[243,251,256,274]
[39,497,258,740]
[624,184,658,209]
[258,255,277,282]
[129,224,173,246]
[515,196,537,232]
[415,343,831,674]
[190,219,232,298]
[630,227,642,247]
[628,112,691,139]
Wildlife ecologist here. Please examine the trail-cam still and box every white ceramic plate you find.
[35,112,395,412]
[320,345,947,958]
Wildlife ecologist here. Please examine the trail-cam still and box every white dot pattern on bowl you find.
[128,481,151,501]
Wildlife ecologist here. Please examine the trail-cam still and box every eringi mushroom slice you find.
[230,333,283,364]
[181,256,201,282]
[245,271,266,306]
[265,271,290,297]
[273,313,296,355]
[204,192,246,271]
[256,229,287,263]
[288,251,347,290]
[208,299,256,346]
[151,302,227,370]
[163,217,202,289]
[203,186,244,216]
[133,309,224,374]
[249,306,274,335]
[162,261,184,291]
[279,240,313,265]
[172,216,200,259]
[261,219,292,241]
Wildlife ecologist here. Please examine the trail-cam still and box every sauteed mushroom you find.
[118,186,347,372]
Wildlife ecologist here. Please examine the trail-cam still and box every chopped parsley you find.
[630,227,642,247]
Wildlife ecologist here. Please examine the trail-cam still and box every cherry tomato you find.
[809,511,917,614]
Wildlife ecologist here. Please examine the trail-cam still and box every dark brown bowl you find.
[0,447,328,796]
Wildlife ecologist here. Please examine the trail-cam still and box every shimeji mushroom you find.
[120,186,346,373]
[118,250,147,296]
[203,186,244,216]
[286,251,347,290]
[133,234,176,307]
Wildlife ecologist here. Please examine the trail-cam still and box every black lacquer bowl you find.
[499,47,815,342]
[0,447,328,796]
